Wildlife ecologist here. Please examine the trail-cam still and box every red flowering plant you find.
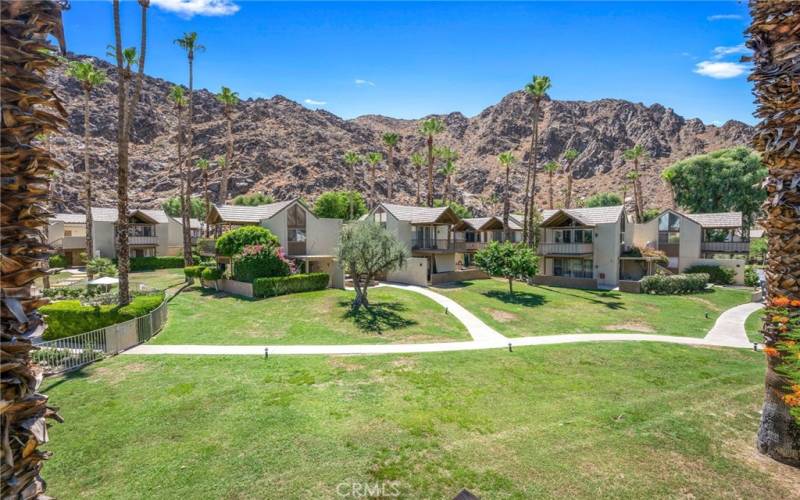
[233,244,295,283]
[762,295,800,421]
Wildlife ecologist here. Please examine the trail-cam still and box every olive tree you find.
[337,221,408,310]
[475,241,538,297]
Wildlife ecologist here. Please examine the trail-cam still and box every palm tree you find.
[625,171,640,217]
[497,152,516,241]
[418,118,445,206]
[343,151,361,218]
[196,158,211,236]
[168,85,192,266]
[66,60,106,279]
[174,32,204,266]
[522,75,551,245]
[623,144,648,222]
[410,152,425,205]
[215,86,239,205]
[660,168,678,210]
[1,2,66,495]
[748,0,800,466]
[382,132,400,201]
[543,160,559,209]
[114,0,149,305]
[366,151,382,208]
[562,148,579,208]
[435,146,458,203]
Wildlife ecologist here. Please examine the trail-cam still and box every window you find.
[553,258,593,278]
[658,213,681,245]
[64,229,72,237]
[288,228,306,242]
[575,229,593,243]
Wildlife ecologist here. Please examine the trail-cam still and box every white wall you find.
[387,257,428,286]
[678,217,702,272]
[632,219,658,248]
[593,221,621,287]
[306,216,342,255]
[262,210,288,249]
[94,221,116,259]
[47,221,64,244]
[683,257,746,285]
[434,253,456,273]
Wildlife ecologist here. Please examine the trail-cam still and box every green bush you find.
[87,257,117,277]
[253,273,329,298]
[745,265,760,287]
[49,254,68,268]
[216,226,279,257]
[183,265,207,278]
[41,293,164,340]
[201,267,224,281]
[232,246,291,283]
[130,256,185,271]
[684,264,735,285]
[641,273,709,295]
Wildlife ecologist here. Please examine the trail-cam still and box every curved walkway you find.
[124,284,763,356]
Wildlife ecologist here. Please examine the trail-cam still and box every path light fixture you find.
[753,343,758,352]
[264,347,268,360]
[508,342,513,352]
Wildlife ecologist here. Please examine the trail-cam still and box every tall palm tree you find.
[418,118,445,206]
[748,0,800,466]
[435,146,458,203]
[343,151,361,218]
[498,152,516,241]
[168,85,192,267]
[660,168,678,210]
[1,2,66,495]
[382,132,400,201]
[625,171,640,217]
[562,148,579,208]
[196,157,211,236]
[366,151,382,208]
[543,160,559,209]
[410,152,425,205]
[114,0,149,305]
[66,60,106,279]
[174,32,204,266]
[216,85,239,205]
[522,75,551,245]
[623,144,647,222]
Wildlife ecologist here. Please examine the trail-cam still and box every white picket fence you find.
[34,300,168,376]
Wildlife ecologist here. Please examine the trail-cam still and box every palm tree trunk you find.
[633,159,643,222]
[565,161,573,208]
[523,98,540,245]
[113,0,131,305]
[220,108,232,204]
[203,169,209,237]
[749,0,800,466]
[415,167,421,205]
[181,52,194,266]
[426,135,434,207]
[548,171,554,209]
[370,164,376,209]
[503,165,511,241]
[387,147,394,201]
[349,164,355,219]
[83,87,94,278]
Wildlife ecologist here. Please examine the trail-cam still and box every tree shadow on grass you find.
[339,301,417,334]
[539,286,626,310]
[483,289,548,308]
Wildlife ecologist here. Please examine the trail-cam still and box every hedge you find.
[184,265,207,278]
[49,254,68,268]
[253,273,329,298]
[201,267,224,281]
[745,265,760,288]
[684,264,735,285]
[130,256,184,271]
[641,273,709,295]
[40,293,164,340]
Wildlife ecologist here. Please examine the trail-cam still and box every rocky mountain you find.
[47,54,753,216]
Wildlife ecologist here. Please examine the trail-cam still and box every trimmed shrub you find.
[49,254,68,268]
[745,265,760,288]
[641,273,709,295]
[183,265,207,279]
[130,256,185,271]
[685,264,735,285]
[253,273,329,298]
[201,267,224,281]
[216,226,279,257]
[232,245,293,283]
[87,257,117,277]
[40,293,164,340]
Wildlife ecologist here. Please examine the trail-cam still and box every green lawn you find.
[41,344,795,498]
[433,279,751,338]
[745,309,764,344]
[129,269,186,291]
[151,286,469,345]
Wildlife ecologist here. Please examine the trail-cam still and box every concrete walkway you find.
[124,284,762,356]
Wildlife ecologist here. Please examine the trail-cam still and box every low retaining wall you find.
[532,275,598,289]
[430,269,489,285]
[387,257,428,287]
[619,280,642,294]
[215,279,254,298]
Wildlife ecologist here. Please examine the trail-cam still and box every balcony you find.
[117,224,157,246]
[411,238,454,251]
[701,241,750,253]
[61,235,86,249]
[538,242,593,255]
[454,241,486,252]
[128,235,159,246]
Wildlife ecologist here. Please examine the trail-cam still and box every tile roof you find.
[210,199,295,224]
[188,218,202,229]
[684,211,742,228]
[541,205,624,226]
[138,209,170,224]
[460,216,522,231]
[50,207,171,224]
[380,203,456,224]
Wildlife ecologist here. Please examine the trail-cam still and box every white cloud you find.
[304,98,326,106]
[707,14,742,21]
[694,61,747,79]
[152,0,239,18]
[712,44,749,60]
[354,79,375,87]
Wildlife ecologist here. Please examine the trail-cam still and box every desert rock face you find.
[49,55,752,215]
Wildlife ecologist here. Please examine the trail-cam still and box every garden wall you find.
[387,257,428,286]
[216,279,254,298]
[619,280,642,294]
[684,258,745,285]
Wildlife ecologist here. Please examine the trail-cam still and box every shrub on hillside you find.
[216,226,279,257]
[232,245,294,283]
[253,273,329,298]
[130,255,185,271]
[641,273,709,295]
[684,264,734,285]
[41,293,164,340]
[49,254,68,269]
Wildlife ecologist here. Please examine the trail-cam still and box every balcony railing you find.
[411,238,453,251]
[61,235,87,249]
[454,241,487,252]
[701,241,750,253]
[128,235,159,246]
[538,242,593,255]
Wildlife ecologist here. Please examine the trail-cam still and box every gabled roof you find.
[189,218,202,229]
[541,205,624,227]
[378,203,460,225]
[685,211,742,229]
[456,216,522,232]
[50,207,171,224]
[138,209,171,224]
[207,199,296,224]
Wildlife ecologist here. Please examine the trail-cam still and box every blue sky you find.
[63,1,754,124]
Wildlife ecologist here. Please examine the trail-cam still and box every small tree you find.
[584,192,622,208]
[216,226,279,257]
[474,241,538,297]
[337,221,408,310]
[162,195,206,219]
[314,190,367,220]
[232,192,274,206]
